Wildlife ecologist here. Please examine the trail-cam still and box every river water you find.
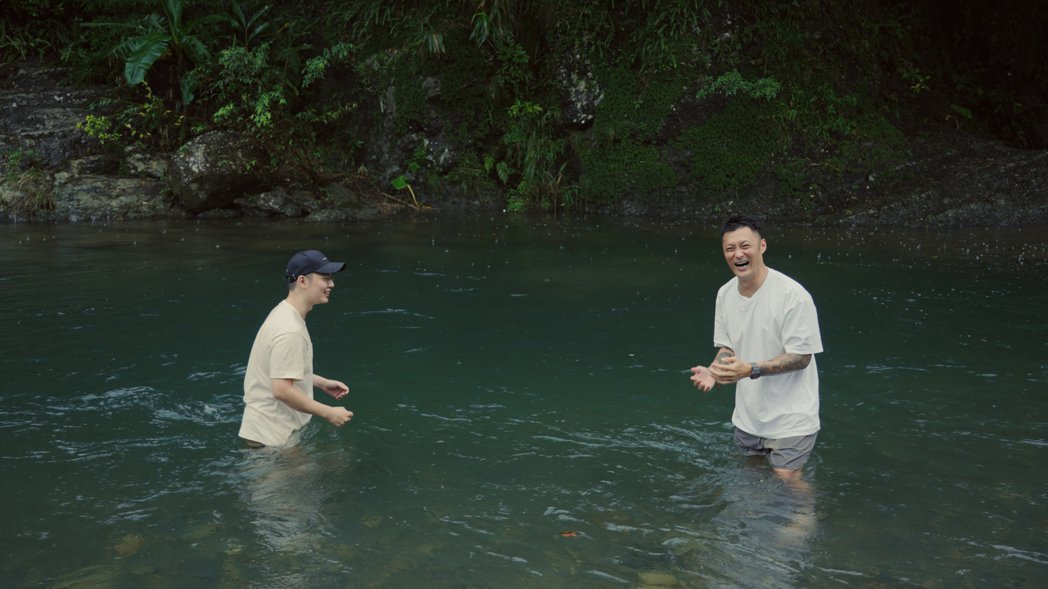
[1,217,1046,588]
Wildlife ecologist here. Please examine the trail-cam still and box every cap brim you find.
[316,261,346,274]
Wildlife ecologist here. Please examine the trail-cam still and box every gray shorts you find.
[733,428,817,470]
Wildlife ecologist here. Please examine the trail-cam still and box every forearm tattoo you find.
[755,353,811,376]
[715,348,735,364]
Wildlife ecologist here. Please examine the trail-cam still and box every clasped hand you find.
[709,356,751,384]
[691,357,751,391]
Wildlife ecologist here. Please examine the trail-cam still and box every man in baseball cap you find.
[239,249,352,448]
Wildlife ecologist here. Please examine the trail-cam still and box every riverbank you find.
[3,63,1047,227]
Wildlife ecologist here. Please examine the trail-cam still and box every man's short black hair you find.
[720,215,763,238]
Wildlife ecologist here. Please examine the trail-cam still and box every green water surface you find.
[1,217,1046,588]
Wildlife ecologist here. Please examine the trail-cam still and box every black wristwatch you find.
[750,363,762,379]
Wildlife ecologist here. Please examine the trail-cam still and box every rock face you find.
[0,64,106,169]
[556,47,604,129]
[0,62,176,222]
[826,131,1048,227]
[50,173,171,223]
[168,130,271,213]
[0,62,403,222]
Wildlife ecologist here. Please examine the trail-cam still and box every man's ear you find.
[760,239,767,253]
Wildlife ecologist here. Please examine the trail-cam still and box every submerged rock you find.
[51,565,118,589]
[637,570,679,587]
[113,533,145,557]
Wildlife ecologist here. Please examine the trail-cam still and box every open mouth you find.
[734,259,750,270]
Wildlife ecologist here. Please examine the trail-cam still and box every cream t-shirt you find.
[714,268,823,439]
[239,300,314,446]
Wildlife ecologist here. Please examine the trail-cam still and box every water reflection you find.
[652,465,817,588]
[239,447,325,552]
[232,437,354,585]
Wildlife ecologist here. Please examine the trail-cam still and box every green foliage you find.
[390,174,422,208]
[31,0,1008,214]
[772,158,809,201]
[469,0,513,47]
[574,63,685,201]
[592,64,688,144]
[77,114,122,145]
[541,1,720,73]
[897,61,930,95]
[205,38,358,184]
[217,0,270,50]
[779,84,861,145]
[577,140,677,201]
[87,0,221,107]
[3,148,42,181]
[444,150,495,193]
[2,148,53,214]
[303,43,352,89]
[390,59,428,134]
[484,100,571,212]
[945,104,973,130]
[211,43,286,129]
[678,101,782,192]
[430,29,494,143]
[836,112,906,175]
[330,0,461,58]
[84,86,186,149]
[0,0,79,65]
[492,40,532,97]
[698,70,781,101]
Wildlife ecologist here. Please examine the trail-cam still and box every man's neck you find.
[737,266,769,298]
[284,294,312,318]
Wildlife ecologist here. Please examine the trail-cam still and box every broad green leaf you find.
[124,33,169,86]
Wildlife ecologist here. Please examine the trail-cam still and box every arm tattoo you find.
[715,348,735,364]
[755,353,811,376]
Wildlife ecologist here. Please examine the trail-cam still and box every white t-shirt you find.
[239,300,314,446]
[713,268,823,439]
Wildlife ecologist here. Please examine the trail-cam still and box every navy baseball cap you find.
[286,250,346,282]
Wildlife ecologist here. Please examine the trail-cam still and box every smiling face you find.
[722,226,767,282]
[305,273,335,305]
[285,272,338,318]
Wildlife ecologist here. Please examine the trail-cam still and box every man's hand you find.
[689,365,716,392]
[318,378,349,400]
[708,356,751,384]
[323,406,353,427]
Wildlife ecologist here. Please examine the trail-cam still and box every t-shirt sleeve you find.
[269,331,308,381]
[782,290,823,355]
[713,287,731,349]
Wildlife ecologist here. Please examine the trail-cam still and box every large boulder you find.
[169,131,271,213]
